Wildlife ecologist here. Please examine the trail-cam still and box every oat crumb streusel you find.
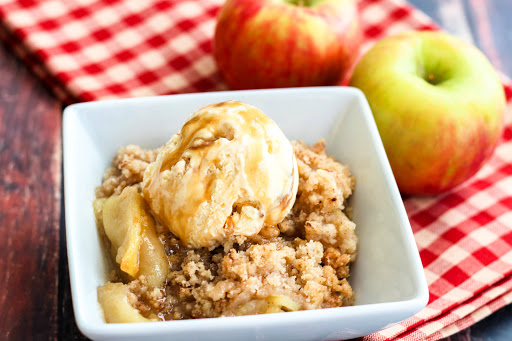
[95,145,162,199]
[95,139,357,320]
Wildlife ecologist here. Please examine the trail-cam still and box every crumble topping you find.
[95,139,357,320]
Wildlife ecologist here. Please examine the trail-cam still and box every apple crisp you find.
[94,139,357,322]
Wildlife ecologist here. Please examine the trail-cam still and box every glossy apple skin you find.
[213,0,361,89]
[349,31,506,195]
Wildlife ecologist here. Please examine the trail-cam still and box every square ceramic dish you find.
[63,87,428,341]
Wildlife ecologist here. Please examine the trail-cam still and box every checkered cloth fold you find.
[1,0,511,340]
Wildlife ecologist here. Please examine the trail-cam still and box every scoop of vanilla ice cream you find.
[142,101,298,248]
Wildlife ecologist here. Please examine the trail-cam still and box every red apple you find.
[349,31,506,195]
[213,0,361,89]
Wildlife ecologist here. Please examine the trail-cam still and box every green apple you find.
[213,0,361,89]
[349,31,506,195]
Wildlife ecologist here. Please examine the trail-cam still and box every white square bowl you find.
[63,87,428,341]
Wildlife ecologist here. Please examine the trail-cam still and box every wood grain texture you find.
[0,42,62,339]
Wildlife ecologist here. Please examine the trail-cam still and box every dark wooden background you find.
[0,0,511,340]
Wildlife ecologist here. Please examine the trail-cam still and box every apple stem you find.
[287,0,317,6]
[292,0,309,6]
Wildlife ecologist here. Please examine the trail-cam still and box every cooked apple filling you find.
[94,140,357,322]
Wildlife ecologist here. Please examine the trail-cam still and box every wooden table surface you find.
[1,0,511,340]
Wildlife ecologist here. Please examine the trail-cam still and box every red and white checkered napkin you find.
[1,0,511,339]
